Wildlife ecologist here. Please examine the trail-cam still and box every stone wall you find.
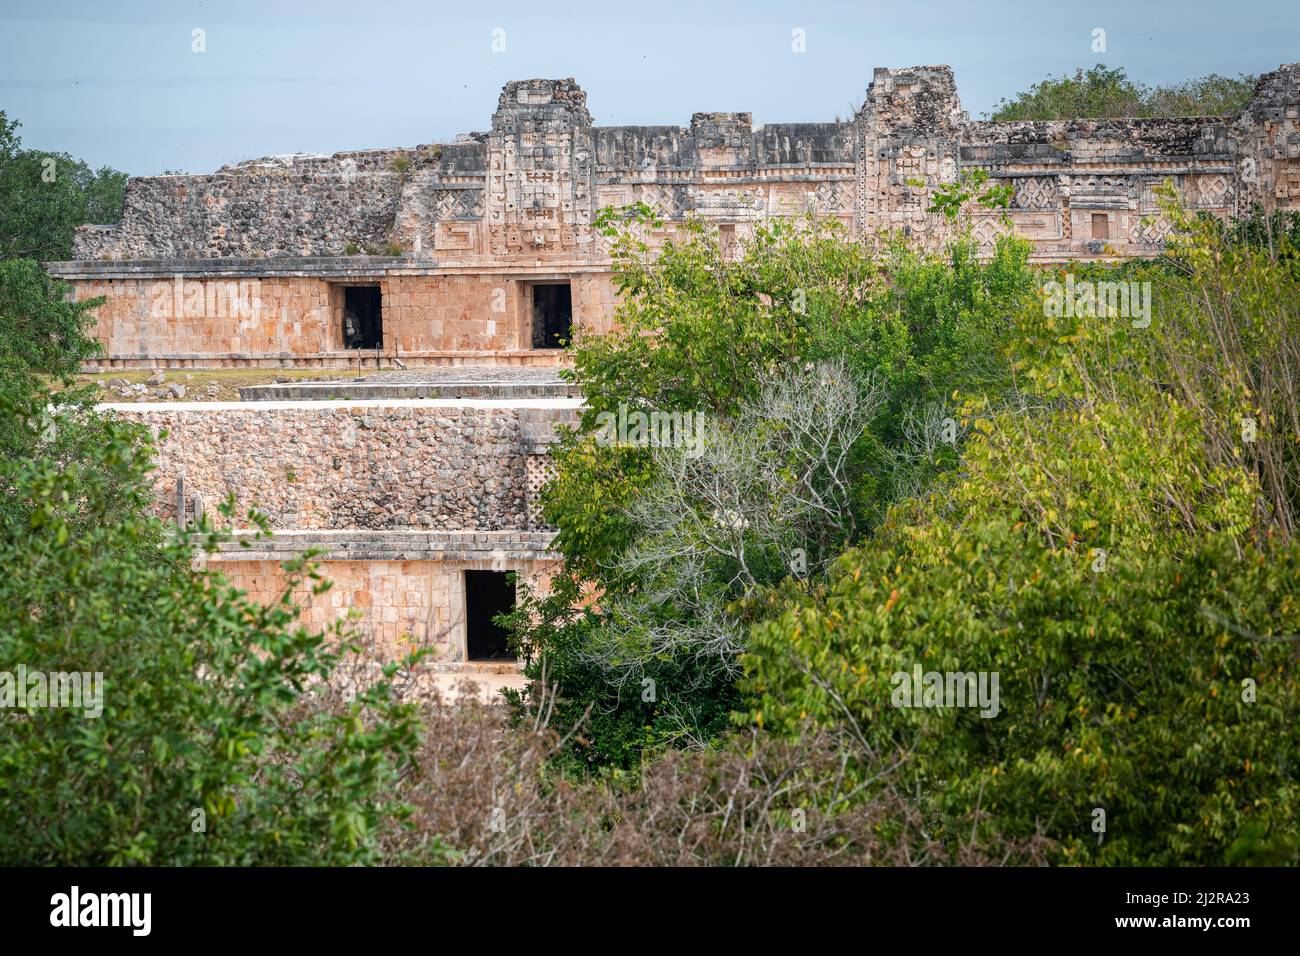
[61,264,606,367]
[74,149,418,260]
[854,64,1281,254]
[73,274,331,360]
[48,62,1300,368]
[220,558,461,661]
[65,64,1300,267]
[211,533,558,662]
[109,400,578,532]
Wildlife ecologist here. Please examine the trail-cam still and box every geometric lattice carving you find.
[1072,174,1137,210]
[1010,176,1058,210]
[1193,174,1231,209]
[637,183,689,217]
[971,214,1012,246]
[486,79,592,255]
[896,154,927,210]
[431,188,484,221]
[853,125,871,234]
[1276,159,1300,203]
[812,179,853,213]
[1140,175,1186,212]
[694,188,765,216]
[1139,178,1162,212]
[1129,214,1174,245]
[525,454,558,530]
[636,183,668,214]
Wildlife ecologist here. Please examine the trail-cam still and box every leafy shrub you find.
[745,518,1300,864]
[0,261,420,864]
[514,212,1037,768]
[502,572,740,772]
[989,65,1257,120]
[743,197,1300,864]
[0,421,421,864]
[0,112,127,261]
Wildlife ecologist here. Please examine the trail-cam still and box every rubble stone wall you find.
[109,400,578,532]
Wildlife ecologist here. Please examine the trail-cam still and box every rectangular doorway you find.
[531,283,572,349]
[343,285,383,349]
[465,570,517,660]
[1090,214,1110,241]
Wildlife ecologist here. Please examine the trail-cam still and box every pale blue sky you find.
[1,0,1297,174]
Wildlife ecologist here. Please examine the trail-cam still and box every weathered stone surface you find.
[106,399,577,663]
[55,269,600,369]
[214,554,556,663]
[108,401,579,533]
[63,64,1300,265]
[60,62,1300,668]
[47,64,1300,370]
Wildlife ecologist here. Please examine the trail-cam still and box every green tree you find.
[0,259,114,526]
[0,254,420,865]
[0,462,423,864]
[0,259,102,405]
[743,196,1300,864]
[1146,72,1261,117]
[990,65,1257,120]
[507,210,1036,768]
[0,111,127,261]
[0,111,19,159]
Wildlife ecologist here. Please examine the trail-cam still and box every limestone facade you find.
[48,63,1300,370]
[108,399,575,664]
[211,545,558,663]
[74,62,1300,670]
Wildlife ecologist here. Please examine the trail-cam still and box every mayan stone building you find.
[47,63,1300,371]
[49,63,1300,671]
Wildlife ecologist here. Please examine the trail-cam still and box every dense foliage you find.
[2,114,1295,862]
[0,111,127,261]
[497,180,1300,865]
[0,264,419,865]
[743,192,1300,864]
[388,691,1049,866]
[509,198,1038,769]
[989,65,1258,120]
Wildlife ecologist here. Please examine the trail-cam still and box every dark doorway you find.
[465,570,516,660]
[343,285,383,349]
[531,283,572,349]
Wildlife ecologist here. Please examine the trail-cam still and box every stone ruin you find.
[46,63,1300,673]
[45,63,1300,371]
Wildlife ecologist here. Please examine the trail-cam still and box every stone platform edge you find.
[237,381,579,401]
[44,255,436,280]
[199,528,558,562]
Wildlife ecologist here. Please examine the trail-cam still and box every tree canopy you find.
[0,110,127,261]
[989,65,1258,120]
